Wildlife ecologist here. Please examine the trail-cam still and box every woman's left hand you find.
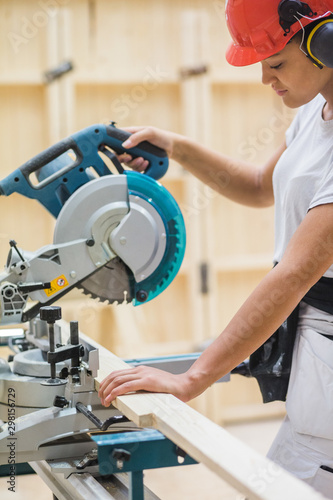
[98,365,192,406]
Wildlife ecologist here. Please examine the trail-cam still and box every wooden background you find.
[0,0,294,423]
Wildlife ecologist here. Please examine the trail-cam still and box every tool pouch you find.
[247,305,299,403]
[233,274,333,403]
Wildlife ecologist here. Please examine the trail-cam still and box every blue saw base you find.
[92,428,197,500]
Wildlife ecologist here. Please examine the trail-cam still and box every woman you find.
[99,0,333,495]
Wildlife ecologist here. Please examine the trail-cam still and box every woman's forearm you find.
[171,134,276,207]
[121,126,280,208]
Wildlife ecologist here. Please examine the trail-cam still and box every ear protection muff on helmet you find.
[304,18,333,68]
[278,0,333,68]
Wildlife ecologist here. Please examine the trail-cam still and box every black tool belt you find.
[232,274,333,403]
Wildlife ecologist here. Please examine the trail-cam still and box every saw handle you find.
[0,123,169,217]
[105,123,168,180]
[3,124,167,181]
[15,137,79,178]
[13,123,169,181]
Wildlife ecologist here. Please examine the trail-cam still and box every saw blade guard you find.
[125,171,186,305]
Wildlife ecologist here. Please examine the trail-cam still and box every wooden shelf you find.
[0,75,43,85]
[72,71,180,86]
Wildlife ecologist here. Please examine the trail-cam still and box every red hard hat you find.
[225,0,333,66]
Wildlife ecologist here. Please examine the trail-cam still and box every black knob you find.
[53,395,69,408]
[40,306,62,323]
[136,290,148,302]
[86,238,95,247]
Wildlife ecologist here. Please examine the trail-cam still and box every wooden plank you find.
[88,334,324,500]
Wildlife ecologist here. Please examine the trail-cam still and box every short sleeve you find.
[309,157,333,210]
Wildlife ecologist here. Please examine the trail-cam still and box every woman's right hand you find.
[117,126,180,172]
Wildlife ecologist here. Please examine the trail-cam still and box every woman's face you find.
[261,37,333,109]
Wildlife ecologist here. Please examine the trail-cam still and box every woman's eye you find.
[271,63,282,70]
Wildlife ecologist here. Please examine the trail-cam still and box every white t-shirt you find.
[273,94,333,277]
[273,94,333,330]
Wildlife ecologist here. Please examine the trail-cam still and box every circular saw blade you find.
[78,256,134,304]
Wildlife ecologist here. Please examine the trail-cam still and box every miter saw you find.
[0,122,186,325]
[0,124,192,499]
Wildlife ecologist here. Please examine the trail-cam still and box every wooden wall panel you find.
[211,83,294,163]
[74,83,182,133]
[0,1,48,77]
[215,269,270,329]
[0,86,47,172]
[0,85,51,265]
[211,199,275,257]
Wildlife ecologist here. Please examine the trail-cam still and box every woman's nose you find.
[261,63,276,86]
